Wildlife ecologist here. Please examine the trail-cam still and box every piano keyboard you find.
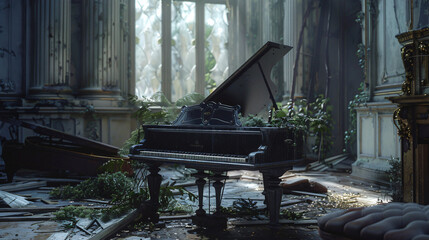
[139,150,248,163]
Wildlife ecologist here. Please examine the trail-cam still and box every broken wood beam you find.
[88,209,139,240]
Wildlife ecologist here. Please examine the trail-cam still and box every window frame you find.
[161,0,226,101]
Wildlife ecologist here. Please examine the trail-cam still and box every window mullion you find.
[195,1,205,95]
[162,0,172,101]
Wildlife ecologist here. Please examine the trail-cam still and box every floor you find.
[0,167,390,240]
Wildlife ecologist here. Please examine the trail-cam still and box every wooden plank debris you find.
[88,209,139,240]
[84,199,111,205]
[0,215,52,222]
[0,206,110,214]
[0,212,33,218]
[289,190,327,198]
[170,182,197,188]
[227,174,242,180]
[254,199,312,211]
[0,190,31,208]
[41,199,58,205]
[306,153,350,172]
[241,175,262,181]
[280,199,313,207]
[230,219,318,226]
[0,181,47,192]
[279,173,296,179]
[159,214,192,221]
[76,224,92,235]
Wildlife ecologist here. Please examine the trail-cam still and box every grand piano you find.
[129,41,304,227]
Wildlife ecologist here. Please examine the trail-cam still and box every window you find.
[135,0,228,101]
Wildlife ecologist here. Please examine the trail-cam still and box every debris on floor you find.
[280,178,328,194]
[0,167,391,239]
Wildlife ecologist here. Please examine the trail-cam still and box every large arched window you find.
[135,0,229,101]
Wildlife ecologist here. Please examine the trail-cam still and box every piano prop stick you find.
[129,42,304,227]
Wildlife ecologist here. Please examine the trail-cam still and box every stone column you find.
[283,0,295,101]
[31,0,72,97]
[81,0,121,98]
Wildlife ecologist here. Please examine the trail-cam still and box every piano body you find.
[129,42,304,226]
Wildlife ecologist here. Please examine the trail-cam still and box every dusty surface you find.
[0,168,390,240]
[109,169,389,240]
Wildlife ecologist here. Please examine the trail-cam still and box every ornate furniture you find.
[388,28,429,204]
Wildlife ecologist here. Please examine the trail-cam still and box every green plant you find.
[271,99,310,133]
[387,157,403,202]
[343,82,368,154]
[220,198,259,217]
[159,182,197,212]
[50,172,134,200]
[355,11,364,29]
[280,209,303,220]
[233,198,259,216]
[308,96,333,160]
[53,205,100,227]
[98,158,134,176]
[240,114,268,127]
[270,96,333,160]
[51,171,196,222]
[240,96,334,160]
[101,187,150,222]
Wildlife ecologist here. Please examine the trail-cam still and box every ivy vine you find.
[343,82,368,154]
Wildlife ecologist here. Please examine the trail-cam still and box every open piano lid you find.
[204,41,292,116]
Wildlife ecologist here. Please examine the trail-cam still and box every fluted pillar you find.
[283,0,295,101]
[81,0,121,98]
[31,0,72,96]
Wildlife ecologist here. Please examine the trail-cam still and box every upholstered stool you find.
[318,202,429,240]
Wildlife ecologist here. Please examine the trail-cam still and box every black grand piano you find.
[129,41,304,227]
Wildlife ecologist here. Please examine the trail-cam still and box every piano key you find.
[139,150,248,163]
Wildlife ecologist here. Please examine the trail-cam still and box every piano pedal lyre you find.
[191,171,228,229]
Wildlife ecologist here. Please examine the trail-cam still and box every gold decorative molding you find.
[396,28,429,44]
[418,41,429,54]
[400,44,414,95]
[393,107,411,146]
[374,90,402,96]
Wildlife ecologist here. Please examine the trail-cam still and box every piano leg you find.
[211,173,227,216]
[261,168,287,225]
[146,164,162,222]
[193,171,208,216]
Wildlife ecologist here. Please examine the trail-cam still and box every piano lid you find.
[204,41,292,116]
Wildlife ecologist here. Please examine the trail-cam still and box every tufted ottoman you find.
[317,202,429,240]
